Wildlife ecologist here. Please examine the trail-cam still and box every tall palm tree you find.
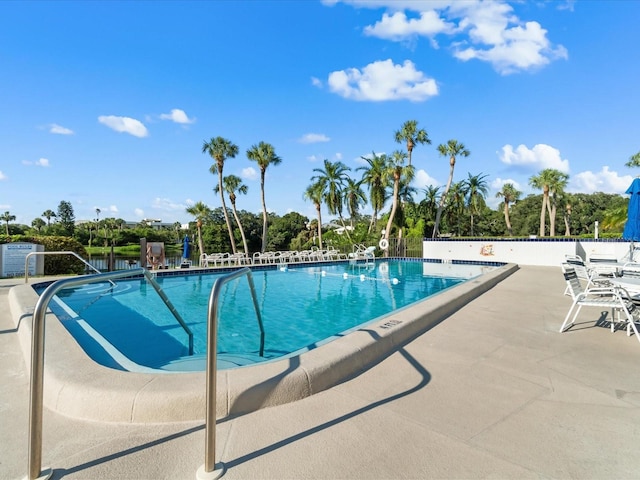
[357,151,391,234]
[495,183,521,236]
[419,185,440,237]
[394,120,431,166]
[42,209,56,227]
[186,201,212,258]
[1,211,16,235]
[444,181,466,236]
[343,177,367,228]
[464,172,489,236]
[432,139,470,238]
[95,208,101,222]
[311,159,351,233]
[548,170,569,237]
[382,150,412,242]
[304,181,325,249]
[529,168,567,237]
[214,175,250,256]
[246,141,282,253]
[202,136,239,254]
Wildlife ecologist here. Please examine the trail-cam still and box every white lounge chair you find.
[561,266,640,341]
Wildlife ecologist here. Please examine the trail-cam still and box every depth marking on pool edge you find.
[379,319,403,329]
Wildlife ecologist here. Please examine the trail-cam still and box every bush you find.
[1,235,88,275]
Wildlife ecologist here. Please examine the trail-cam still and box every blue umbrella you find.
[622,178,640,241]
[182,235,191,260]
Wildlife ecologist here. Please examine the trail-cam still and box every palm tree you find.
[42,209,56,227]
[311,159,351,234]
[1,211,15,235]
[382,150,412,242]
[186,201,212,258]
[394,120,431,166]
[419,185,440,237]
[246,141,282,253]
[202,136,239,254]
[304,181,325,249]
[495,183,521,236]
[357,151,391,234]
[343,177,367,228]
[95,208,101,222]
[464,172,489,236]
[529,168,568,237]
[548,170,569,237]
[444,181,466,236]
[625,151,640,168]
[432,139,470,238]
[214,175,250,256]
[31,217,46,233]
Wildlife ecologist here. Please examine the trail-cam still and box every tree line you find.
[2,120,637,255]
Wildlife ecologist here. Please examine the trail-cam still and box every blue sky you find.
[2,0,639,227]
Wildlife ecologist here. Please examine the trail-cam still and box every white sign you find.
[1,243,43,277]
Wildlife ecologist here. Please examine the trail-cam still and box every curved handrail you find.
[199,267,264,478]
[141,269,194,355]
[24,251,114,286]
[27,268,144,480]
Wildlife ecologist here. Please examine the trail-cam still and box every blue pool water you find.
[46,260,495,371]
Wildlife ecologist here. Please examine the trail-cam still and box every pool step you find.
[160,352,268,371]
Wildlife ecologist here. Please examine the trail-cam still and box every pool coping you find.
[9,262,519,423]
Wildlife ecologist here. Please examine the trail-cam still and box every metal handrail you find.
[26,268,195,479]
[141,269,194,355]
[24,251,115,286]
[26,269,144,480]
[198,267,264,479]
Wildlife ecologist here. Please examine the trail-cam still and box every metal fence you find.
[385,237,423,257]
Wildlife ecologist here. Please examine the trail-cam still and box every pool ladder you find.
[26,266,263,480]
[25,267,194,480]
[199,266,264,479]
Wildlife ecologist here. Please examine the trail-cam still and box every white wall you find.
[422,239,638,266]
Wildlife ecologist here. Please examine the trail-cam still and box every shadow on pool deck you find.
[2,265,640,479]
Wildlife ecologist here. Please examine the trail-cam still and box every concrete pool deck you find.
[2,265,639,479]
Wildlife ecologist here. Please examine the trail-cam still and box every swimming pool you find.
[47,260,494,372]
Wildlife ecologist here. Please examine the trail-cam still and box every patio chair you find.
[561,259,611,295]
[560,266,640,341]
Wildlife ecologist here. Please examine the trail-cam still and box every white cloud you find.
[152,197,187,212]
[0,171,7,180]
[49,123,74,135]
[326,0,567,75]
[307,155,320,162]
[328,59,438,102]
[364,10,455,41]
[185,199,195,207]
[134,208,145,218]
[499,144,569,173]
[454,20,568,75]
[413,169,440,189]
[335,152,343,161]
[159,108,195,124]
[94,205,119,216]
[311,77,323,87]
[22,158,50,167]
[491,177,522,192]
[299,133,330,144]
[98,115,148,138]
[569,167,633,194]
[242,167,258,180]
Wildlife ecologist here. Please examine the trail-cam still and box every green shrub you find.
[1,235,88,275]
